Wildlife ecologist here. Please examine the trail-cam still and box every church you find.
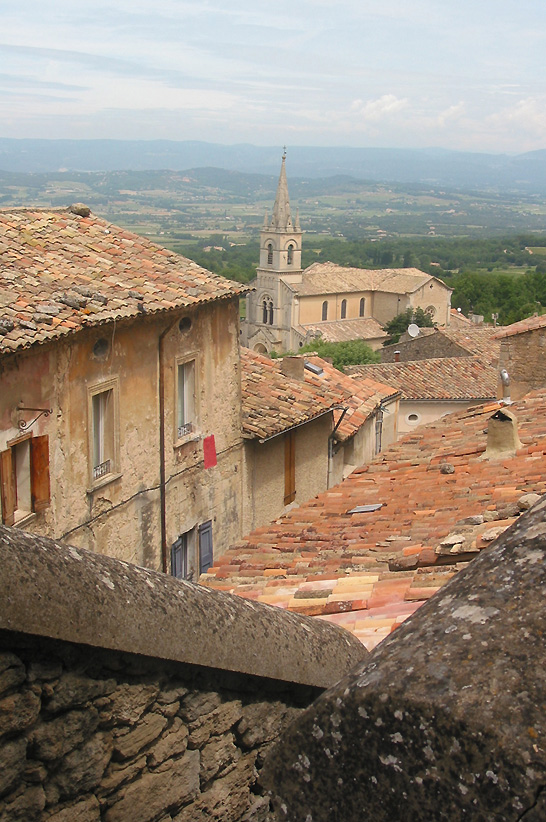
[241,153,453,354]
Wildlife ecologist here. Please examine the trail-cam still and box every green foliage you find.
[383,307,435,345]
[295,339,380,372]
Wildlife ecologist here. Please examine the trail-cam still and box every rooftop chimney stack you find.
[484,408,522,459]
[280,356,305,381]
[394,350,401,363]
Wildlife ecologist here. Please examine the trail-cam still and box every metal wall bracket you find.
[17,405,53,431]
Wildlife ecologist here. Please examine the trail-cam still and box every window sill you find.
[87,472,122,494]
[13,510,36,527]
[174,433,202,449]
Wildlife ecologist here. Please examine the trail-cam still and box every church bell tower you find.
[258,149,302,277]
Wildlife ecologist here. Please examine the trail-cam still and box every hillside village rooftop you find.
[0,206,246,354]
[202,390,546,649]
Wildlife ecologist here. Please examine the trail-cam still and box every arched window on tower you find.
[267,243,273,265]
[262,300,268,324]
[268,301,274,325]
[322,301,328,321]
[359,297,365,317]
[287,244,294,265]
[341,299,347,319]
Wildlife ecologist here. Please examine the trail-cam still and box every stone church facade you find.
[241,154,452,355]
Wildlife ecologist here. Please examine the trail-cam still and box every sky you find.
[1,0,546,153]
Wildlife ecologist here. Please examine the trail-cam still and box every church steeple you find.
[269,149,293,231]
[258,149,302,274]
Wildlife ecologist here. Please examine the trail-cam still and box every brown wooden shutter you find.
[284,430,296,505]
[0,448,16,525]
[30,435,50,513]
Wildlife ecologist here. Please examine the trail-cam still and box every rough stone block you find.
[0,738,27,797]
[102,683,159,725]
[188,700,243,748]
[237,702,300,750]
[180,691,222,723]
[52,732,113,800]
[31,707,99,761]
[112,712,167,760]
[45,795,101,822]
[0,784,45,821]
[147,717,188,767]
[105,749,199,822]
[99,754,146,794]
[173,753,256,822]
[0,653,25,697]
[45,673,115,714]
[200,732,241,786]
[0,689,41,736]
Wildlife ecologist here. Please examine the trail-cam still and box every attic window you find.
[348,503,383,514]
[304,361,323,376]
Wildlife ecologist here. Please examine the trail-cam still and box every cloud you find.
[350,94,408,122]
[436,102,466,128]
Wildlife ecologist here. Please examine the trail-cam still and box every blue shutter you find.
[198,521,213,574]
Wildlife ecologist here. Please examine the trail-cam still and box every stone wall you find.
[498,328,546,399]
[381,331,467,362]
[0,526,367,822]
[0,631,317,822]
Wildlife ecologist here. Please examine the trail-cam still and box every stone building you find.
[494,314,546,400]
[241,154,453,355]
[0,206,247,576]
[239,349,399,532]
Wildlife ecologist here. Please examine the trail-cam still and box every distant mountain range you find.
[1,139,546,193]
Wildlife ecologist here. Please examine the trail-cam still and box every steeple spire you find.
[270,149,293,231]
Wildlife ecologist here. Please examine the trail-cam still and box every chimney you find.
[484,408,522,459]
[280,356,305,381]
[394,350,401,363]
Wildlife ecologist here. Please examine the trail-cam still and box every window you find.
[171,522,212,580]
[287,244,294,265]
[177,359,196,439]
[359,298,365,317]
[171,532,189,580]
[284,430,296,505]
[199,520,214,574]
[267,243,273,265]
[1,435,50,525]
[268,301,274,325]
[89,379,119,486]
[341,299,347,319]
[322,301,328,321]
[262,300,268,324]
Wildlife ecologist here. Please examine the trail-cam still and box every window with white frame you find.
[89,379,119,486]
[177,359,196,439]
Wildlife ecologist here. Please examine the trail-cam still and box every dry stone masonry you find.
[0,526,366,822]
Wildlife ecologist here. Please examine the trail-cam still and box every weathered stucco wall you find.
[0,526,367,822]
[397,400,481,436]
[242,414,332,534]
[408,279,452,326]
[498,329,546,400]
[0,297,244,573]
[297,291,373,325]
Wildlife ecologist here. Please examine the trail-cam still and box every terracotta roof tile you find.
[202,391,546,649]
[291,262,450,297]
[300,317,388,344]
[492,314,546,338]
[347,357,497,400]
[0,207,247,354]
[240,349,399,442]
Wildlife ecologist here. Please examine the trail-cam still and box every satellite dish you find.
[407,323,420,338]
